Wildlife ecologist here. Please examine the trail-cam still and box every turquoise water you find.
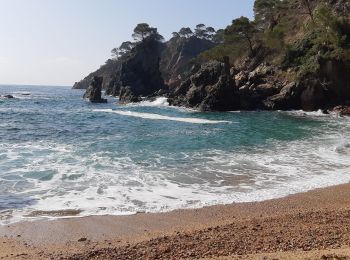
[0,85,350,224]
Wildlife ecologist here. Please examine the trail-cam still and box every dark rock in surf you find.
[330,105,350,116]
[3,95,14,99]
[119,86,142,103]
[83,76,107,103]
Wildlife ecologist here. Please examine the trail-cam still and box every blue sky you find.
[0,0,254,86]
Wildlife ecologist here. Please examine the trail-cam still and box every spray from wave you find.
[127,97,169,107]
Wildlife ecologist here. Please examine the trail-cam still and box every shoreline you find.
[2,183,350,259]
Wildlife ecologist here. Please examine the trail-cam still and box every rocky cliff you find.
[104,37,165,102]
[73,36,215,92]
[160,36,216,89]
[75,0,350,113]
[83,76,107,103]
[168,58,239,111]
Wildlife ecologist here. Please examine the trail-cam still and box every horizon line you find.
[0,83,72,88]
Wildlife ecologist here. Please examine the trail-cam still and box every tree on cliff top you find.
[111,41,134,59]
[179,27,194,38]
[195,24,209,39]
[132,23,164,42]
[225,17,256,54]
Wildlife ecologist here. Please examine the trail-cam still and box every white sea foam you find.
[13,92,31,96]
[94,109,231,124]
[1,120,350,225]
[127,97,170,107]
[1,91,350,225]
[282,109,337,117]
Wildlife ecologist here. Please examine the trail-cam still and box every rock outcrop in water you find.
[2,95,14,99]
[83,76,107,103]
[330,105,350,116]
[169,58,239,111]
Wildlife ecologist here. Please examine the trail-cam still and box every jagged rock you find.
[3,95,14,99]
[83,76,107,103]
[248,63,272,82]
[263,82,300,110]
[169,58,239,111]
[235,71,248,88]
[254,83,280,97]
[238,82,281,110]
[119,86,142,103]
[330,106,350,116]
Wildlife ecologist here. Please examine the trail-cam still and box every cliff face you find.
[168,58,239,111]
[73,36,216,92]
[105,37,165,102]
[75,0,350,113]
[160,36,216,89]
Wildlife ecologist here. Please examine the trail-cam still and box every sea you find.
[0,84,349,224]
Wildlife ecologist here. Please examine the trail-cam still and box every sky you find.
[0,0,254,86]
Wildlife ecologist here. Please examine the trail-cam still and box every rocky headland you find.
[79,0,350,114]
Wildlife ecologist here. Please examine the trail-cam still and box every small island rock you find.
[83,76,107,103]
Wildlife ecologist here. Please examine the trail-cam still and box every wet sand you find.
[2,183,350,259]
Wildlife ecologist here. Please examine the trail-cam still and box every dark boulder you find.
[83,76,107,103]
[3,95,14,99]
[169,58,239,111]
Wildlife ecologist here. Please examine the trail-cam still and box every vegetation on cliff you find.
[80,0,350,112]
[200,0,350,77]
